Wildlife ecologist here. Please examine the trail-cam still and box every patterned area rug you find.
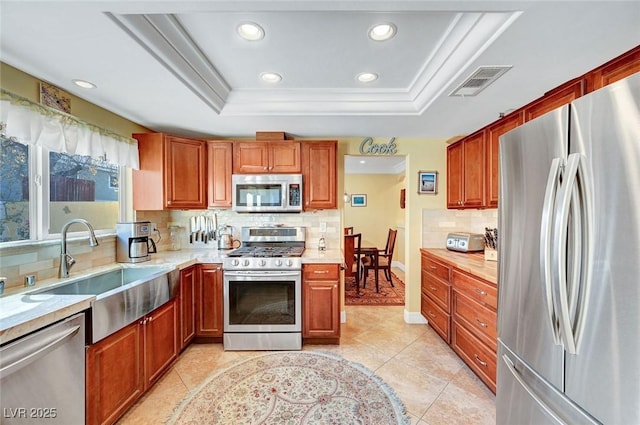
[345,271,405,306]
[167,351,410,425]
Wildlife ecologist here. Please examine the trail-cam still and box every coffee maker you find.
[116,221,157,263]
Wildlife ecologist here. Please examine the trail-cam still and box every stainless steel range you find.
[222,226,305,350]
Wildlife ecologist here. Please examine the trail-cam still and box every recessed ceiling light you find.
[237,22,265,41]
[260,72,282,83]
[357,72,378,83]
[72,79,96,89]
[369,23,396,41]
[359,160,366,164]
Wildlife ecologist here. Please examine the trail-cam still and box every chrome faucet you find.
[59,219,99,278]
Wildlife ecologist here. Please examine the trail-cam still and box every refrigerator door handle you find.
[552,153,592,354]
[502,354,567,425]
[540,157,562,345]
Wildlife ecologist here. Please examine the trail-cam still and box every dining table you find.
[356,241,380,294]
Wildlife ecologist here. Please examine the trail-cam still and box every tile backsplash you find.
[422,209,498,248]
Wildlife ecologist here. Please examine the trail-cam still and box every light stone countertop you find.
[420,248,498,284]
[0,247,344,345]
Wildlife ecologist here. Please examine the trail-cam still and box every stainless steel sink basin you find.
[36,265,179,343]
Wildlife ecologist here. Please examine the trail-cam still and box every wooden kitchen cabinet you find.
[179,265,196,351]
[421,251,452,343]
[302,263,340,342]
[524,78,585,122]
[232,141,301,174]
[133,132,207,210]
[485,111,524,208]
[586,45,640,92]
[302,141,337,210]
[195,264,223,339]
[207,141,233,208]
[86,299,178,425]
[447,130,485,209]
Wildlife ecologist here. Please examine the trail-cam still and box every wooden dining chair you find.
[363,228,398,292]
[344,233,363,290]
[344,226,354,235]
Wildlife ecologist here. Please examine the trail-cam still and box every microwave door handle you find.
[540,157,562,345]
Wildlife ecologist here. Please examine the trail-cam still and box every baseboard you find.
[341,310,347,323]
[404,310,428,324]
[391,261,405,272]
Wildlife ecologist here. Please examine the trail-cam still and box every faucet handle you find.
[0,277,5,294]
[65,254,76,269]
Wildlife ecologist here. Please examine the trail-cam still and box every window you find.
[0,135,122,243]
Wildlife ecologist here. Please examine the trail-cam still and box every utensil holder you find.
[485,248,497,262]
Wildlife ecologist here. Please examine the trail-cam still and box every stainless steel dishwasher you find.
[0,313,85,424]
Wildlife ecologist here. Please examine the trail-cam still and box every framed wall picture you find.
[418,171,438,194]
[351,194,367,207]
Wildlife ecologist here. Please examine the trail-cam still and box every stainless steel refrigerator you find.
[497,73,640,425]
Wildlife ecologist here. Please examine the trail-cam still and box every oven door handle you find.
[224,271,301,278]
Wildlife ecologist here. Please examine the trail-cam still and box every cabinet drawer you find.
[452,290,497,351]
[452,322,496,393]
[422,255,451,282]
[303,264,340,281]
[421,293,450,344]
[421,271,451,312]
[452,269,497,310]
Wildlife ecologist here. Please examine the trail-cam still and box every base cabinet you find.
[179,265,196,351]
[86,299,178,425]
[195,264,223,338]
[302,264,340,342]
[420,250,497,393]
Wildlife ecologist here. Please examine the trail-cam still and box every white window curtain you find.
[0,88,139,169]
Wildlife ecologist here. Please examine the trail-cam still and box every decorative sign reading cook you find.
[359,137,398,155]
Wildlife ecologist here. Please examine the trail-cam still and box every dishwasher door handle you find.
[0,324,81,379]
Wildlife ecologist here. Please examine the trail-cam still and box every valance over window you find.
[0,88,139,169]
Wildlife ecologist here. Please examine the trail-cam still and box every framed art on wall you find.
[418,171,438,194]
[351,194,367,207]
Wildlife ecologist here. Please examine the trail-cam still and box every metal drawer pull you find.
[474,354,488,367]
[430,266,437,270]
[314,270,330,274]
[474,288,487,296]
[475,318,488,328]
[428,311,436,318]
[429,286,437,292]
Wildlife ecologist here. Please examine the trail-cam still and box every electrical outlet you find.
[319,222,327,233]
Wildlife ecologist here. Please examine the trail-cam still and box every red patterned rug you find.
[345,271,405,306]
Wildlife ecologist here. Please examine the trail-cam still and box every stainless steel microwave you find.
[232,174,303,213]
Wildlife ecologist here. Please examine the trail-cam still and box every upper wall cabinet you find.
[232,141,301,174]
[207,141,233,208]
[447,131,485,209]
[587,45,640,91]
[523,79,585,122]
[485,111,524,208]
[302,141,337,210]
[133,133,207,210]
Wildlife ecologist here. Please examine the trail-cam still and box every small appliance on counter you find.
[116,221,157,263]
[446,232,485,252]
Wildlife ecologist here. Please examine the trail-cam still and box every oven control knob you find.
[285,259,293,267]
[258,259,266,267]
[231,259,240,267]
[275,259,283,267]
[242,259,250,267]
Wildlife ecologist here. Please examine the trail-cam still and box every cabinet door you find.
[462,132,485,208]
[302,141,337,210]
[196,264,223,337]
[485,112,523,208]
[269,142,301,173]
[179,266,196,351]
[165,136,207,209]
[207,141,233,208]
[144,299,179,389]
[233,142,269,173]
[446,142,464,208]
[302,264,340,339]
[524,79,584,122]
[588,45,640,91]
[86,321,144,425]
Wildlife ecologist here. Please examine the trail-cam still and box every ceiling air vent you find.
[450,66,512,97]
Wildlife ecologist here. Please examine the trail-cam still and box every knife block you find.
[484,248,498,262]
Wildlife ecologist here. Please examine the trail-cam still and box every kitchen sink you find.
[35,265,179,343]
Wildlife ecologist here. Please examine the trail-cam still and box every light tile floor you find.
[118,269,496,425]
